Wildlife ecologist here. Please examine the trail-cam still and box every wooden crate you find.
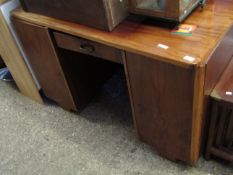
[19,0,129,31]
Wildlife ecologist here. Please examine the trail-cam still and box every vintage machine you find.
[129,0,205,22]
[19,0,129,31]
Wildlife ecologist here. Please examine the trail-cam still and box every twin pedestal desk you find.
[12,0,233,165]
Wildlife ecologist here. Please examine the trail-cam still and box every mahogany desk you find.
[12,0,233,165]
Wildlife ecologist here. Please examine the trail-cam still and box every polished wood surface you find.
[12,0,233,166]
[205,26,233,96]
[12,0,233,68]
[200,24,233,161]
[125,52,195,162]
[0,2,42,103]
[124,53,206,165]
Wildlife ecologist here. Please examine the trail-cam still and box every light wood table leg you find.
[0,10,43,103]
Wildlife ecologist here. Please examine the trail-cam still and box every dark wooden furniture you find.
[12,0,233,165]
[13,19,118,111]
[19,0,129,31]
[206,58,233,163]
[129,0,202,22]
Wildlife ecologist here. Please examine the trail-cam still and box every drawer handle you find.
[80,43,95,53]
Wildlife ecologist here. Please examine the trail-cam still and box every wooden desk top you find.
[212,57,233,104]
[12,0,233,68]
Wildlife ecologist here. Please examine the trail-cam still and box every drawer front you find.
[54,32,123,64]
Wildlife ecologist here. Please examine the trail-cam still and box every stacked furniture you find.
[12,0,233,166]
[206,58,233,163]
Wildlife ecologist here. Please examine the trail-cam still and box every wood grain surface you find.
[12,0,233,68]
[11,0,233,165]
[12,18,76,111]
[125,52,195,162]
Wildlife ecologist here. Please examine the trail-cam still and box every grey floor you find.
[0,77,232,175]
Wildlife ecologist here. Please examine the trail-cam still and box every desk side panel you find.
[125,52,195,164]
[12,17,76,111]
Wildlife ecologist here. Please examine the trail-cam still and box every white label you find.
[183,56,196,62]
[157,44,169,50]
[226,91,233,96]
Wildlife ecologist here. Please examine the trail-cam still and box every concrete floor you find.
[0,79,232,175]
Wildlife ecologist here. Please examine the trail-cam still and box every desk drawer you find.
[54,32,123,64]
